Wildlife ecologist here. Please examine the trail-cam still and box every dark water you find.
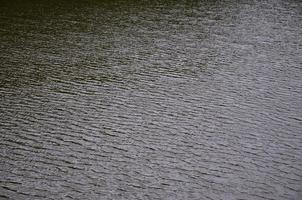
[1,0,302,199]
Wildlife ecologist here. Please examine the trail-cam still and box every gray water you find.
[0,0,302,199]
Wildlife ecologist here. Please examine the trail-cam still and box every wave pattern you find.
[0,0,301,199]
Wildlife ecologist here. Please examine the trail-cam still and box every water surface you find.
[1,0,302,199]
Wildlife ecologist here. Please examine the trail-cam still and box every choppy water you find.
[1,0,302,199]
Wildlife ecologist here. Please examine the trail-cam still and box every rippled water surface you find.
[1,0,302,199]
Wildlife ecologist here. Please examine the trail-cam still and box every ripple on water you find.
[0,0,302,199]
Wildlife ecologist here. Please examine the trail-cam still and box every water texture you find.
[0,0,302,199]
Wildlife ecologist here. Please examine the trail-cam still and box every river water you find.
[0,0,301,199]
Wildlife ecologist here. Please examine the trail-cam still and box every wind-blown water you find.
[0,0,301,199]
